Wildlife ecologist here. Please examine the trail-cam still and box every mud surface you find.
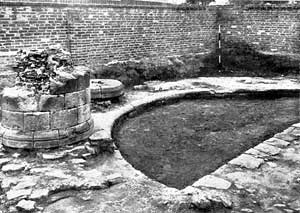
[115,97,299,189]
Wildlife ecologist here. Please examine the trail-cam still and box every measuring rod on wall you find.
[218,24,222,72]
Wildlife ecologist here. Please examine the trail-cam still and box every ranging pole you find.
[218,24,222,72]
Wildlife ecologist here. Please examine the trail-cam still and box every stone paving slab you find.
[0,77,299,213]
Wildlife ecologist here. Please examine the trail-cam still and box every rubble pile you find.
[13,45,74,94]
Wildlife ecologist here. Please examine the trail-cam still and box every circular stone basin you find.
[90,79,124,100]
[115,96,299,189]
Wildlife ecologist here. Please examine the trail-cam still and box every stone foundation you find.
[0,71,93,149]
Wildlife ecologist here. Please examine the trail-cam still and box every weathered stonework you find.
[0,71,93,149]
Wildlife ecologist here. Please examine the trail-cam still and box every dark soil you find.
[115,97,299,189]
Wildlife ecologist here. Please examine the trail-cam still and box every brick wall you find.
[219,5,300,54]
[0,1,217,70]
[0,1,299,74]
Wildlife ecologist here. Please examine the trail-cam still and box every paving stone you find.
[51,108,78,129]
[81,153,93,160]
[266,162,277,168]
[6,188,32,200]
[245,148,270,158]
[274,133,297,142]
[24,112,50,131]
[39,94,64,111]
[192,175,232,190]
[273,203,287,208]
[69,158,86,164]
[1,177,19,190]
[44,169,72,179]
[254,143,281,156]
[241,208,254,213]
[281,148,300,162]
[16,199,36,211]
[65,145,86,156]
[14,176,38,189]
[105,173,124,185]
[264,138,290,148]
[0,158,11,168]
[290,128,300,137]
[2,163,27,173]
[229,154,264,169]
[283,209,294,213]
[1,110,24,130]
[12,153,21,158]
[292,123,300,128]
[281,127,296,134]
[289,199,300,210]
[89,129,111,145]
[42,152,66,160]
[30,188,49,200]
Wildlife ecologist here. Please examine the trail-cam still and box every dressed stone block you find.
[24,112,50,131]
[51,108,78,129]
[1,110,24,130]
[78,104,91,123]
[39,94,64,112]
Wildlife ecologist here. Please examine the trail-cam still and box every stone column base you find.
[0,119,94,149]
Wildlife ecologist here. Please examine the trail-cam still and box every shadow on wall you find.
[91,40,299,87]
[204,40,300,76]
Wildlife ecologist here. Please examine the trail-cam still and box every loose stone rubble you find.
[0,77,299,212]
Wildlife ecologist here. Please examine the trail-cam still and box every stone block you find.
[33,130,59,141]
[2,139,33,149]
[34,140,59,149]
[3,129,34,141]
[39,94,64,112]
[51,108,78,129]
[24,112,50,131]
[192,175,232,190]
[78,104,91,123]
[2,92,38,112]
[77,72,90,91]
[89,129,111,143]
[75,120,90,134]
[86,88,91,104]
[65,91,80,109]
[1,110,24,130]
[229,154,264,169]
[50,78,78,95]
[58,129,70,139]
[65,90,87,109]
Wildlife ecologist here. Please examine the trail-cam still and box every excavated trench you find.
[114,94,299,189]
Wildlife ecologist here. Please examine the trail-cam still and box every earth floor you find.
[0,77,299,213]
[116,97,299,189]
